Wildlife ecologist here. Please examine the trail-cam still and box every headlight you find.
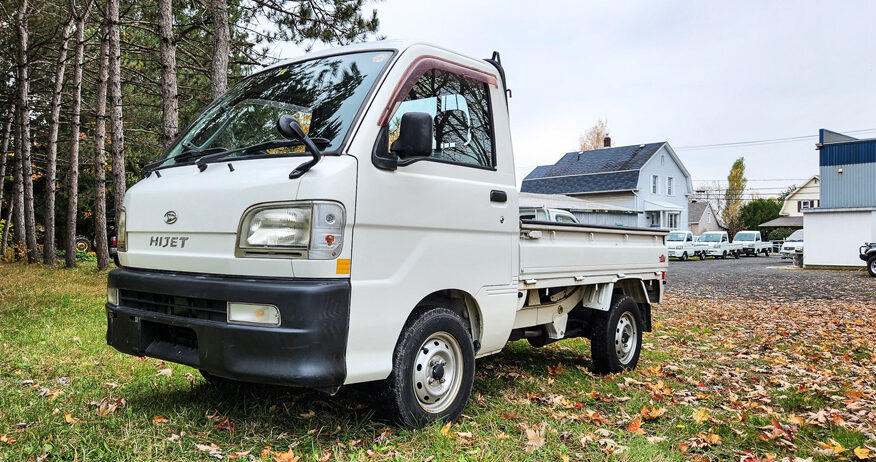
[227,302,280,326]
[117,209,127,252]
[236,201,344,259]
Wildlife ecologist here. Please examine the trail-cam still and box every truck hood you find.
[120,155,357,277]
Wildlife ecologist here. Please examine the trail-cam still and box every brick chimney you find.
[603,135,611,148]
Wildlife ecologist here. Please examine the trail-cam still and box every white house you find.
[521,141,693,229]
[759,175,819,230]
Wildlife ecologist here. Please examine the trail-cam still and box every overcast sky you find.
[272,1,876,195]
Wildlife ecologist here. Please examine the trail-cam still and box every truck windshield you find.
[667,232,687,241]
[158,51,393,168]
[700,234,721,242]
[734,232,756,241]
[787,230,804,242]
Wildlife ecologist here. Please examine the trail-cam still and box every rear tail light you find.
[110,236,117,246]
[659,254,666,263]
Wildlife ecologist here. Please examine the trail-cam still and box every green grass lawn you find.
[1,262,874,461]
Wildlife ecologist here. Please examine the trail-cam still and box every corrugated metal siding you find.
[820,141,876,166]
[820,162,876,208]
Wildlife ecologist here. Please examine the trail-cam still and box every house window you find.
[651,175,659,194]
[668,213,679,229]
[800,200,811,210]
[666,177,674,196]
[707,212,712,224]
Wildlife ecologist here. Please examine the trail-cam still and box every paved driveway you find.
[666,254,876,302]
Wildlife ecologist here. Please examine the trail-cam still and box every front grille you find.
[119,289,226,322]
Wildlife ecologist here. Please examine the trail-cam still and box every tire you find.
[721,250,727,259]
[868,255,876,278]
[733,250,739,259]
[751,250,757,257]
[590,296,643,374]
[764,249,770,257]
[113,254,121,267]
[74,236,91,253]
[680,252,688,262]
[381,308,475,427]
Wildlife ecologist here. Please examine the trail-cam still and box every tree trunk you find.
[0,107,13,221]
[210,0,229,99]
[158,0,178,149]
[1,200,12,259]
[17,0,38,263]
[107,0,125,226]
[12,110,25,256]
[92,22,109,270]
[44,17,76,265]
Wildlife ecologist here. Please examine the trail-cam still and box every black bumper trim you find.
[106,268,350,389]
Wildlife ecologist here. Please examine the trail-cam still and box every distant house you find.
[521,141,692,229]
[688,200,725,235]
[804,130,876,267]
[759,175,820,230]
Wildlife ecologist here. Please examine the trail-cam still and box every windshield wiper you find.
[142,147,228,177]
[194,138,330,172]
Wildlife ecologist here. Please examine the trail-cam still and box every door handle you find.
[490,190,507,203]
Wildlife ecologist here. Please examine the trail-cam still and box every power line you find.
[675,127,876,151]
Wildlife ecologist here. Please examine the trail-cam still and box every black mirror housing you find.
[390,112,433,159]
[277,114,306,140]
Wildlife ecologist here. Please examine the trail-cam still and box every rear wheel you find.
[764,249,770,257]
[733,250,740,259]
[590,296,643,374]
[382,308,474,427]
[868,255,876,277]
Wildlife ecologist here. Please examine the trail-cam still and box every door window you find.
[556,215,576,223]
[388,69,495,168]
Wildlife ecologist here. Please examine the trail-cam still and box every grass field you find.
[1,262,875,461]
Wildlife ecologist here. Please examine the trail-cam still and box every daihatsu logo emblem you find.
[164,211,177,224]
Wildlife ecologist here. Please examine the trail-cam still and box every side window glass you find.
[388,69,494,168]
[556,215,575,223]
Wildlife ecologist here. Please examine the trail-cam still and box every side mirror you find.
[390,112,433,159]
[277,114,306,140]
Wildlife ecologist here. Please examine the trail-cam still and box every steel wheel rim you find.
[412,331,463,413]
[75,241,88,252]
[615,312,638,365]
[871,259,876,273]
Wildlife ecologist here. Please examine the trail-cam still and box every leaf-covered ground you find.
[1,261,875,461]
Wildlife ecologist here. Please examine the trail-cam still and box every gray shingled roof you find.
[521,142,665,194]
[688,201,708,224]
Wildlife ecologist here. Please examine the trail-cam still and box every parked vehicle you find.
[860,242,876,277]
[103,41,668,427]
[733,230,771,257]
[694,231,741,259]
[519,206,579,224]
[666,230,700,261]
[780,230,804,259]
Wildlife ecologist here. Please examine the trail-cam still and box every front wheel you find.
[680,252,688,261]
[721,250,727,259]
[590,296,643,374]
[868,255,876,277]
[382,308,475,427]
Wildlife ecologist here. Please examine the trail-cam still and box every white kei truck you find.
[694,231,741,259]
[666,230,699,261]
[733,230,771,257]
[105,41,668,427]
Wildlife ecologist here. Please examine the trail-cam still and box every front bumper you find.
[105,268,351,389]
[667,249,687,257]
